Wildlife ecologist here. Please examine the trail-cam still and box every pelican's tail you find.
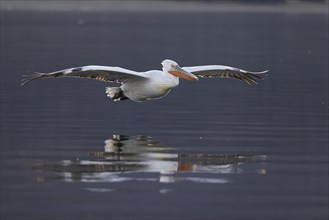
[20,72,47,85]
[105,87,129,101]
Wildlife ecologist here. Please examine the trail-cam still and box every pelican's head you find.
[161,59,199,81]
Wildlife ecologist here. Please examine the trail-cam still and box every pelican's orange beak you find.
[169,66,199,81]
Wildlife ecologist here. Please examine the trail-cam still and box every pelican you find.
[21,59,268,102]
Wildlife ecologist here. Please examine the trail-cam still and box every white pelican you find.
[21,59,268,102]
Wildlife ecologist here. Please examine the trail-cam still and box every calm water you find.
[1,2,328,220]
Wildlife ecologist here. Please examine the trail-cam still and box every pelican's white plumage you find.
[21,59,268,102]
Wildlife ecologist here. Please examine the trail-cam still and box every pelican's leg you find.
[105,87,129,101]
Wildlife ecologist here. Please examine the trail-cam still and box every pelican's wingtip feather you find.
[248,70,269,75]
[20,72,46,85]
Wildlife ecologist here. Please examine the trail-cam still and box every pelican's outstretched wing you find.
[183,65,268,84]
[21,65,147,85]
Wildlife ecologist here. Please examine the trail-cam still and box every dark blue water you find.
[1,2,328,220]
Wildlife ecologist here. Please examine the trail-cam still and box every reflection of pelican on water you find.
[33,135,266,185]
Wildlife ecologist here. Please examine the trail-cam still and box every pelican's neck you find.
[163,70,179,87]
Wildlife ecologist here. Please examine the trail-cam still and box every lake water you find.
[1,2,328,220]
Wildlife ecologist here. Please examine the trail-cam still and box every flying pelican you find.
[21,59,268,102]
